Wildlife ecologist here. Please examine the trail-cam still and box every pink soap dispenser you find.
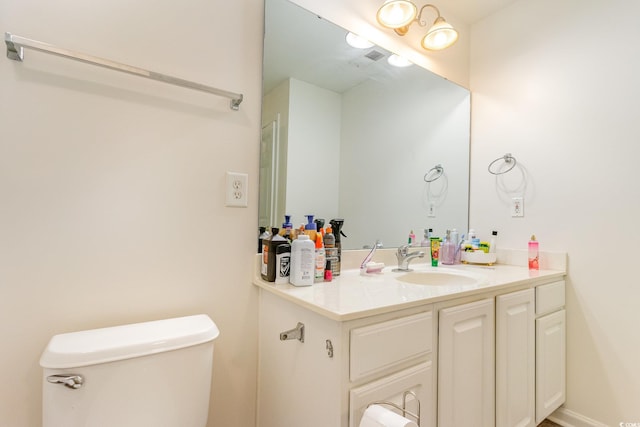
[528,235,539,270]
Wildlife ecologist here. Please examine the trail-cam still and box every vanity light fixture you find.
[387,54,413,67]
[346,32,375,49]
[376,1,459,51]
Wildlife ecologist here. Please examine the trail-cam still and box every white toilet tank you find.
[40,314,219,427]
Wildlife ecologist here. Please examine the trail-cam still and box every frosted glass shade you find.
[376,0,417,29]
[421,17,458,50]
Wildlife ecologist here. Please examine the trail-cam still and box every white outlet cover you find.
[225,172,248,207]
[511,197,524,217]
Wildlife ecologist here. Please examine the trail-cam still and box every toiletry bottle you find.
[279,215,294,242]
[468,228,477,240]
[260,229,274,280]
[324,226,338,276]
[324,259,333,282]
[489,230,498,254]
[304,214,317,242]
[329,219,345,276]
[275,243,291,284]
[290,234,315,286]
[408,229,416,246]
[430,237,441,267]
[451,229,459,248]
[471,237,481,250]
[314,218,325,238]
[314,232,326,282]
[266,228,288,282]
[258,227,269,253]
[421,228,432,247]
[528,234,539,270]
[441,230,455,265]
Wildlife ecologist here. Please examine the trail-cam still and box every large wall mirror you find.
[260,0,470,250]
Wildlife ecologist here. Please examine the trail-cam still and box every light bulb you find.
[377,0,417,29]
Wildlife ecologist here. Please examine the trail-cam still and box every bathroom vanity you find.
[253,251,566,427]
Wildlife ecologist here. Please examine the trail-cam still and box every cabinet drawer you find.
[536,281,565,316]
[350,311,432,382]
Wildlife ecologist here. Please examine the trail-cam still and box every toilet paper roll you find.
[359,404,418,427]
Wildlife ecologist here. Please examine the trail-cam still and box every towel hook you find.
[424,164,444,182]
[488,153,517,175]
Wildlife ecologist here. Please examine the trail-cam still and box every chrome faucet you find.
[393,245,425,272]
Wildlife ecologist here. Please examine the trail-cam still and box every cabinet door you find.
[438,298,495,427]
[257,291,341,427]
[536,309,566,423]
[496,289,535,427]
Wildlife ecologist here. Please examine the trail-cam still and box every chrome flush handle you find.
[47,374,84,390]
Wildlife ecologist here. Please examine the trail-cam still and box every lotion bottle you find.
[489,230,498,253]
[528,234,539,270]
[408,230,416,246]
[290,234,315,286]
[314,232,326,282]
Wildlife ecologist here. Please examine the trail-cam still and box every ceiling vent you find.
[364,49,385,62]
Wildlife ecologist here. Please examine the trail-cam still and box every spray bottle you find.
[314,218,325,238]
[324,226,338,277]
[329,219,346,276]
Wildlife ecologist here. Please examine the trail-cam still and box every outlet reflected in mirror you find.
[260,0,470,249]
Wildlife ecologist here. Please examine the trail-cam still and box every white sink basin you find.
[396,269,487,286]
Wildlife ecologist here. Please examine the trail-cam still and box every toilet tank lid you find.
[40,314,219,369]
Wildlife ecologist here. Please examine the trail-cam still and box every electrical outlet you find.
[225,172,248,207]
[428,203,436,217]
[511,197,524,217]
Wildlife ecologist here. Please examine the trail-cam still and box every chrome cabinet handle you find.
[47,374,84,390]
[279,322,304,343]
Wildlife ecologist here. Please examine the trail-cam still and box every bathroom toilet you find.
[40,314,219,427]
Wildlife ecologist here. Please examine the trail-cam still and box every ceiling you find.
[263,0,520,95]
[438,0,518,25]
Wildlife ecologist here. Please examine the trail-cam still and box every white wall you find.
[287,79,342,225]
[469,0,640,424]
[0,0,262,426]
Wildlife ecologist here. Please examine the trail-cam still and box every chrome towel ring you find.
[424,164,444,182]
[488,153,517,175]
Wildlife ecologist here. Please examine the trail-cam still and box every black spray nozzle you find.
[314,218,325,232]
[329,219,347,242]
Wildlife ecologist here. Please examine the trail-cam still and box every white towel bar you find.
[4,32,243,111]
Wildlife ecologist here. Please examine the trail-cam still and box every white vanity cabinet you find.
[254,260,566,427]
[494,281,566,427]
[438,298,495,427]
[257,291,436,427]
[496,289,536,427]
[535,281,566,423]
